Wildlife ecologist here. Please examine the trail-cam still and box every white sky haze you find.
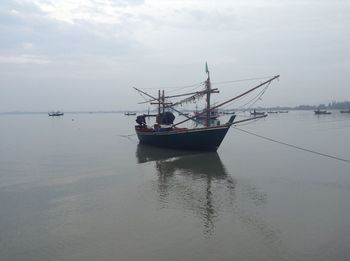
[0,0,349,111]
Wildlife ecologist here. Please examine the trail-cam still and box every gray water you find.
[0,111,349,261]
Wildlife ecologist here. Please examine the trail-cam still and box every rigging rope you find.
[136,76,274,109]
[220,82,270,111]
[167,82,205,94]
[230,85,269,111]
[233,127,350,164]
[142,81,204,92]
[212,76,274,86]
[141,75,272,92]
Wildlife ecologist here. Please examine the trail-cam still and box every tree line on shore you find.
[259,101,350,111]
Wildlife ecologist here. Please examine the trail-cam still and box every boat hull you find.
[48,113,64,116]
[250,112,266,116]
[314,110,331,115]
[135,125,231,151]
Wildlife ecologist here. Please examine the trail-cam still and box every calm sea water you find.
[0,111,349,261]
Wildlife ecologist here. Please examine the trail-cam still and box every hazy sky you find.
[1,0,349,111]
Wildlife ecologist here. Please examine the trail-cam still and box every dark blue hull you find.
[135,125,231,151]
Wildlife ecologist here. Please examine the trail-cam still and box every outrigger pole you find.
[138,89,208,104]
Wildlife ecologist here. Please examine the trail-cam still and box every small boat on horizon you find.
[48,111,64,116]
[125,112,137,116]
[314,109,331,115]
[250,110,266,116]
[340,109,350,113]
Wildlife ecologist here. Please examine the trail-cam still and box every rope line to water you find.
[233,127,350,163]
[119,134,137,137]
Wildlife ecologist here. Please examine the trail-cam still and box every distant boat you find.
[132,64,280,151]
[314,109,331,115]
[124,112,136,116]
[340,109,350,113]
[48,111,64,116]
[250,110,266,116]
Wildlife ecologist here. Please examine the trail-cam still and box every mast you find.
[162,90,165,114]
[138,87,173,116]
[206,62,211,127]
[204,63,219,127]
[150,90,162,114]
[158,90,161,114]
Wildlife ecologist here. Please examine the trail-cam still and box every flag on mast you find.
[205,62,209,74]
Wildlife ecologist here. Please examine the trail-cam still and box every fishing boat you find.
[250,109,266,116]
[314,109,331,115]
[133,64,279,151]
[48,111,64,116]
[340,109,350,113]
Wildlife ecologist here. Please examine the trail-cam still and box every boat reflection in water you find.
[136,144,233,235]
[136,145,280,244]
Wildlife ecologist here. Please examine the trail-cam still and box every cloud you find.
[0,0,349,110]
[3,0,347,66]
[0,54,50,64]
[0,0,142,64]
[32,0,145,24]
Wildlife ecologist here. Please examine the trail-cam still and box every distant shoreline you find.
[1,109,349,115]
[255,101,350,111]
[0,111,124,114]
[1,101,349,114]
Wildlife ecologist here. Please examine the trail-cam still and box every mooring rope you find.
[233,127,350,164]
[119,134,137,137]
